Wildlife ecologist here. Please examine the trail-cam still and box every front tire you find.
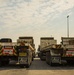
[20,65,24,68]
[26,64,30,68]
[48,53,54,66]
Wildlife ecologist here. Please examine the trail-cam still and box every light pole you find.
[67,15,69,37]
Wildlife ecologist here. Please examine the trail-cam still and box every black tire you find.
[49,61,54,66]
[2,61,6,66]
[66,60,74,64]
[40,58,43,61]
[40,58,45,61]
[26,64,30,68]
[6,60,9,65]
[46,61,50,65]
[32,57,34,61]
[20,65,24,68]
[0,62,2,67]
[40,56,46,61]
[46,52,50,65]
[49,53,54,66]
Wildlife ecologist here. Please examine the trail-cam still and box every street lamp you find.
[67,15,69,37]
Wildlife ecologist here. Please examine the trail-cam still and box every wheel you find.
[49,53,54,66]
[66,60,74,64]
[46,52,50,65]
[46,61,49,65]
[32,57,34,61]
[2,61,6,66]
[0,62,2,67]
[49,60,53,66]
[26,64,30,68]
[20,65,24,68]
[40,58,44,61]
[6,60,9,65]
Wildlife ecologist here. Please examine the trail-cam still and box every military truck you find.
[39,37,57,61]
[0,38,35,68]
[0,38,17,66]
[61,37,74,64]
[40,37,74,66]
[17,36,36,60]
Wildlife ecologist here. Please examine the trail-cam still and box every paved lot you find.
[0,58,74,75]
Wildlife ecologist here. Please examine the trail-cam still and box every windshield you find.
[0,38,12,43]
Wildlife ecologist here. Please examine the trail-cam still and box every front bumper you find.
[51,56,61,64]
[9,57,28,65]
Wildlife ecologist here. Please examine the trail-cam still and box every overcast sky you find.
[0,0,74,49]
